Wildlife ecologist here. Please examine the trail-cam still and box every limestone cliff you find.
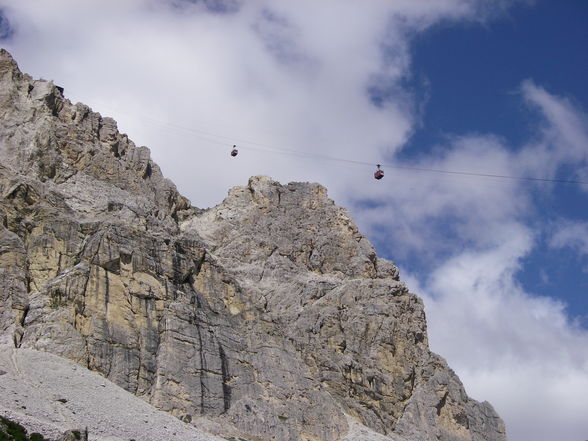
[0,49,507,441]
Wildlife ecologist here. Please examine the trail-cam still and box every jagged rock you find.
[0,48,507,441]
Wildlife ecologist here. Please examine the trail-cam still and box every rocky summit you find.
[0,48,507,441]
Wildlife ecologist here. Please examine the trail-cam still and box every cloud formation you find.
[385,83,588,441]
[518,80,588,185]
[1,1,587,440]
[406,231,588,441]
[0,0,523,207]
[550,220,588,258]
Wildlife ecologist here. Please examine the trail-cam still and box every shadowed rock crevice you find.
[218,343,231,412]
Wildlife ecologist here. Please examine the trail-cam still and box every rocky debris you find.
[0,346,220,441]
[0,48,507,441]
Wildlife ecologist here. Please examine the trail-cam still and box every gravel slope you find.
[0,346,222,441]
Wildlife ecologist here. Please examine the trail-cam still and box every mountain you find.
[0,48,507,441]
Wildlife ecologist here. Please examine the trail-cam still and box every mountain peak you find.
[0,48,18,71]
[184,174,397,281]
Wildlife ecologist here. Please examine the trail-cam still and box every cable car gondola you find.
[231,145,238,157]
[374,164,384,180]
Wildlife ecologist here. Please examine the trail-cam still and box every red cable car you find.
[374,164,384,180]
[231,145,238,157]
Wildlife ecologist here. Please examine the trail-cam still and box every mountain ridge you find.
[0,48,506,441]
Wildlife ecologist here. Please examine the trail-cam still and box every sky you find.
[0,1,587,440]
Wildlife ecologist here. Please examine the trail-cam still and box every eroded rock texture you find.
[0,49,506,441]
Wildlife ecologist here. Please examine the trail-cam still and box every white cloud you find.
[389,85,588,441]
[350,133,536,267]
[0,0,523,208]
[518,80,588,187]
[403,223,588,441]
[550,220,588,256]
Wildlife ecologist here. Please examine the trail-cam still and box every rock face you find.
[0,49,507,441]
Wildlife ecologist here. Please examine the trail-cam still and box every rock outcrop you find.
[0,48,507,441]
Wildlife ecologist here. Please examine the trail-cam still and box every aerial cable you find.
[227,141,588,185]
[379,164,588,185]
[95,103,588,186]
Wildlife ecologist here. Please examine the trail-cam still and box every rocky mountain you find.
[0,48,507,441]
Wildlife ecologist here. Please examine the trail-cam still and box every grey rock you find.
[0,48,506,441]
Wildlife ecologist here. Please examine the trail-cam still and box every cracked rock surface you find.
[0,49,506,441]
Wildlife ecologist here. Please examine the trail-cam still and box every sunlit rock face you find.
[0,49,506,441]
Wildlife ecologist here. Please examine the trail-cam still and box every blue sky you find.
[0,1,587,441]
[396,0,588,324]
[408,1,588,147]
